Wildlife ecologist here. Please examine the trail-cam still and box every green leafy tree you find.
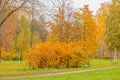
[16,16,31,61]
[105,0,120,63]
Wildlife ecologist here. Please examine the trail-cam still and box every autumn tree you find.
[0,11,18,62]
[0,0,29,63]
[28,0,50,47]
[47,0,73,43]
[96,3,108,59]
[74,5,98,63]
[105,0,120,63]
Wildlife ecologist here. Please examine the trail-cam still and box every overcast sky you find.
[73,0,111,14]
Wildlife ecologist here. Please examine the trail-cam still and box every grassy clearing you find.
[90,59,120,68]
[3,68,120,80]
[0,61,26,70]
[0,59,120,76]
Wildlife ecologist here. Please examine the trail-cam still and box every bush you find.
[25,42,88,69]
[1,50,17,61]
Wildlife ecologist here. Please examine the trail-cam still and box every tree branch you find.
[0,0,2,6]
[0,0,28,28]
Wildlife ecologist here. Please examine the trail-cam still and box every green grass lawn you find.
[0,59,120,77]
[3,68,120,80]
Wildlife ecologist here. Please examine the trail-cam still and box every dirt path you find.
[1,67,120,79]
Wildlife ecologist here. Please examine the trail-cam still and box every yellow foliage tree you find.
[95,3,108,58]
[74,5,98,59]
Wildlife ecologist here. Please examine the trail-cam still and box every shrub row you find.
[25,42,89,69]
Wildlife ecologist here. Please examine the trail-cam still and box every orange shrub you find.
[25,42,89,69]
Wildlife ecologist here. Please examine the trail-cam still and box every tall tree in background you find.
[47,7,66,42]
[15,16,31,61]
[105,0,120,63]
[75,5,98,62]
[29,0,49,47]
[30,18,48,43]
[96,3,108,59]
[47,0,73,43]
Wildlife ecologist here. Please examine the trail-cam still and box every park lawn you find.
[3,68,120,80]
[0,59,120,77]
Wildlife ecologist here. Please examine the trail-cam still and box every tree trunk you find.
[18,49,22,63]
[117,51,119,60]
[111,51,113,62]
[114,48,117,63]
[0,50,1,63]
[66,59,70,68]
[118,52,120,59]
[98,45,103,59]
